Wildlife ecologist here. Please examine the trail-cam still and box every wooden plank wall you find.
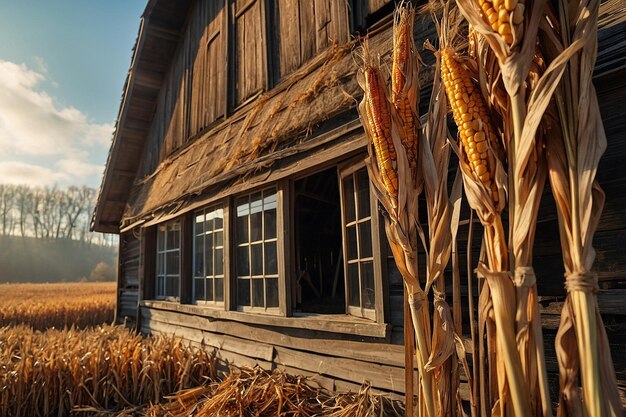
[142,0,227,175]
[275,0,349,79]
[117,232,140,322]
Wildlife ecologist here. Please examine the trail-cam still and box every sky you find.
[0,1,146,189]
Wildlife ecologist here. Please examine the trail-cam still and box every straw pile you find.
[358,1,620,416]
[0,324,216,417]
[132,367,404,417]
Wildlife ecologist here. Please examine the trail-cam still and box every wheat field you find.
[0,282,115,329]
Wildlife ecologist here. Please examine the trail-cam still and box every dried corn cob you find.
[477,0,524,44]
[391,7,419,172]
[441,48,500,205]
[362,66,399,202]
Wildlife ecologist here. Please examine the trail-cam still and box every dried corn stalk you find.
[437,16,534,414]
[422,30,470,417]
[540,0,621,415]
[357,6,438,417]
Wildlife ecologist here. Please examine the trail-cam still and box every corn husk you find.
[422,28,470,416]
[357,6,439,416]
[540,0,621,415]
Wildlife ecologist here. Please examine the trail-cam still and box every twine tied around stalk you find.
[564,271,599,293]
[409,290,427,310]
[513,266,536,288]
[433,287,446,302]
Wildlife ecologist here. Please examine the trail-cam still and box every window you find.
[274,0,349,79]
[236,188,279,310]
[232,0,268,106]
[193,207,225,304]
[341,168,376,319]
[156,220,181,299]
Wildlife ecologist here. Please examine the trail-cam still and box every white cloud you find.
[0,161,70,187]
[0,59,113,188]
[56,158,103,179]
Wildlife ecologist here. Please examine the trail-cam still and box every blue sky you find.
[0,1,145,188]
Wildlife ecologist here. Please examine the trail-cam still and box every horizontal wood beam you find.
[142,300,389,338]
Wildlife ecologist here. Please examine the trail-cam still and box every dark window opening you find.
[293,168,344,314]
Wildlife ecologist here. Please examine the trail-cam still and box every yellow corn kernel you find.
[441,48,501,205]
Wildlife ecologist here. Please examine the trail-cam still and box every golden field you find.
[0,282,115,329]
[0,324,216,417]
[0,282,400,416]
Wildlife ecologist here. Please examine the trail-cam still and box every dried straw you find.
[540,0,621,415]
[356,5,439,416]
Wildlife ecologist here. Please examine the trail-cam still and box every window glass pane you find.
[168,223,180,249]
[214,208,224,229]
[205,211,214,232]
[237,199,249,244]
[205,243,214,276]
[215,278,224,302]
[238,279,251,306]
[166,251,179,275]
[214,230,223,247]
[358,221,373,258]
[343,177,356,223]
[264,208,277,240]
[264,241,277,275]
[266,278,278,307]
[264,191,277,239]
[157,275,165,296]
[356,170,371,218]
[195,213,205,234]
[237,246,250,277]
[251,243,263,276]
[206,277,214,301]
[347,225,358,260]
[157,228,165,251]
[263,191,277,210]
[194,278,205,301]
[166,276,179,297]
[157,253,165,275]
[214,248,224,275]
[252,279,264,307]
[250,194,263,242]
[348,263,360,307]
[194,235,204,277]
[361,261,375,309]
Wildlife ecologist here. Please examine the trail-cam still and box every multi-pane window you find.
[156,220,181,299]
[342,168,376,318]
[236,189,279,310]
[193,207,225,304]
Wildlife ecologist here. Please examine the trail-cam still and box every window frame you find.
[338,161,386,322]
[233,185,285,315]
[155,219,182,301]
[192,204,227,307]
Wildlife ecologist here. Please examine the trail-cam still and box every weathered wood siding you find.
[141,0,228,176]
[274,0,349,79]
[116,232,140,322]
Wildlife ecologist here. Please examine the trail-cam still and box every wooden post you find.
[404,285,415,417]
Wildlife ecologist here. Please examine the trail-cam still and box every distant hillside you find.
[0,236,117,283]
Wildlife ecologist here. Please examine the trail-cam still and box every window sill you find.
[142,300,389,338]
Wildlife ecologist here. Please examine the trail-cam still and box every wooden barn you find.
[93,0,626,404]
